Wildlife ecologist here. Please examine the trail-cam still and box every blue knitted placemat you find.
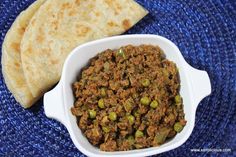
[0,0,236,156]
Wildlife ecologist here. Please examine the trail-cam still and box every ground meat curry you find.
[71,45,186,151]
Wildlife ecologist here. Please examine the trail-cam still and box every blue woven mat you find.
[0,0,236,156]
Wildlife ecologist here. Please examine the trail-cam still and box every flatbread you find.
[21,0,148,98]
[1,0,46,108]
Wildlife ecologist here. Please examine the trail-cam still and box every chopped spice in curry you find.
[71,45,186,151]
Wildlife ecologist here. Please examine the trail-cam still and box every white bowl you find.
[44,34,211,157]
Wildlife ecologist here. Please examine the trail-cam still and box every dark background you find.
[0,0,235,156]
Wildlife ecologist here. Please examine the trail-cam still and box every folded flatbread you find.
[1,0,46,108]
[21,0,148,98]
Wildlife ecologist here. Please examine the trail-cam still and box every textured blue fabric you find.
[0,0,235,156]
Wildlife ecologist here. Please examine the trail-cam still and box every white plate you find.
[44,34,211,157]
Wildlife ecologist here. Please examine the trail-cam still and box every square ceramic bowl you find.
[44,34,211,157]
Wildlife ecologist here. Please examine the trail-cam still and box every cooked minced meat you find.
[71,45,186,151]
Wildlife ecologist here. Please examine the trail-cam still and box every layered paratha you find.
[2,0,46,108]
[21,0,148,98]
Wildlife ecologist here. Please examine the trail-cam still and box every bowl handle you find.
[188,66,212,106]
[44,82,67,126]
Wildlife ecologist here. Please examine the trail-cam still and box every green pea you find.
[150,100,158,108]
[102,126,110,133]
[128,135,134,141]
[135,130,144,138]
[140,96,150,105]
[116,48,126,59]
[100,88,106,97]
[132,92,138,99]
[81,72,86,78]
[127,135,135,144]
[141,79,150,87]
[127,115,135,125]
[134,110,140,117]
[109,112,117,121]
[88,110,96,119]
[174,122,183,133]
[98,98,105,109]
[175,95,181,103]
